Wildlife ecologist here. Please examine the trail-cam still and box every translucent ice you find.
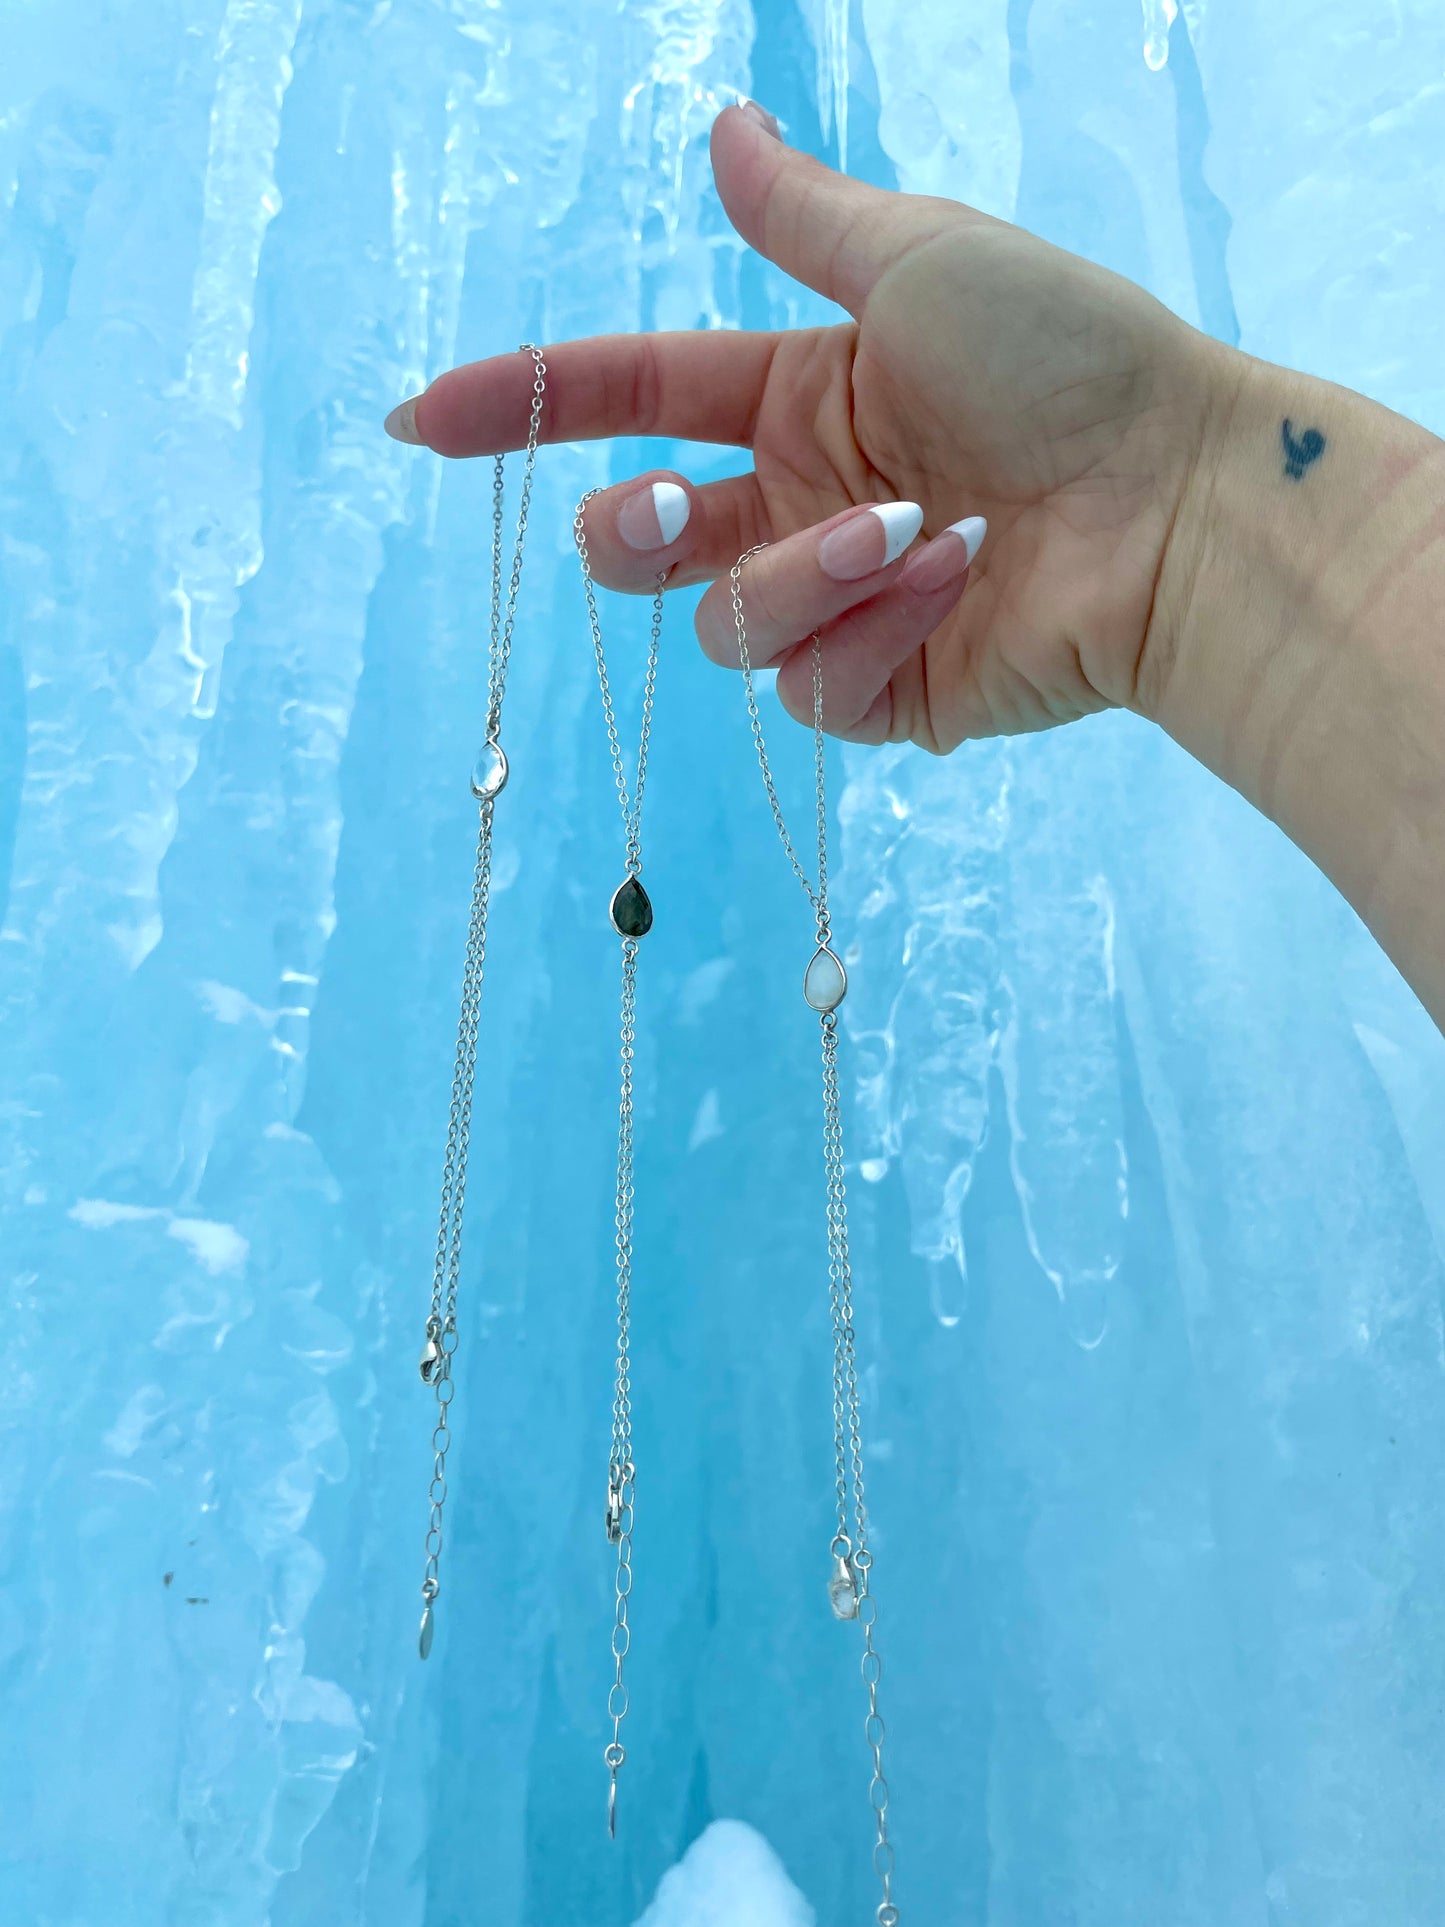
[2,0,1443,1924]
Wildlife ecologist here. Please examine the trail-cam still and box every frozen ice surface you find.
[0,1,1443,1925]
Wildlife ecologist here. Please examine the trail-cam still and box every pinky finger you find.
[774,516,986,733]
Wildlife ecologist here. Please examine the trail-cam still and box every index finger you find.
[390,332,783,458]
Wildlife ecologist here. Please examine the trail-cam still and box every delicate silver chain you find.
[574,490,664,874]
[486,347,548,740]
[730,545,899,1927]
[602,940,638,1843]
[575,488,666,1837]
[730,547,829,925]
[416,344,548,1662]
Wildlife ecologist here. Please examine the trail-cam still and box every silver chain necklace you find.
[575,488,667,1841]
[730,545,900,1927]
[416,344,548,1662]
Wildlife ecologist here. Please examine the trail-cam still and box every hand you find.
[387,102,1228,751]
[388,103,1445,1024]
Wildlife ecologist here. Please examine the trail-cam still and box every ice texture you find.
[1,2,1443,1925]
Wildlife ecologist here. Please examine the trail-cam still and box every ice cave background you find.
[3,1,1444,1923]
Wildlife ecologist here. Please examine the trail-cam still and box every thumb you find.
[710,102,979,317]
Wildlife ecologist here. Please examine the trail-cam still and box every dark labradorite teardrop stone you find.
[610,876,654,938]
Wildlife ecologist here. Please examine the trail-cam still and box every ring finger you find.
[694,499,930,668]
[770,514,988,733]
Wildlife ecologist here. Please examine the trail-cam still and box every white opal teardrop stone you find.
[803,945,847,1013]
[471,740,509,801]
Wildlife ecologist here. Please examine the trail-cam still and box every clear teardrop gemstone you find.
[804,945,847,1013]
[471,740,509,801]
[610,876,654,938]
[418,1603,435,1659]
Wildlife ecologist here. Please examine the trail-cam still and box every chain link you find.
[417,345,548,1660]
[729,546,825,921]
[575,490,667,1835]
[603,938,640,1838]
[732,546,899,1926]
[486,346,548,741]
[575,489,664,873]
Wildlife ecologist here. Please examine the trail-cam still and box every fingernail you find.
[618,480,691,551]
[899,515,987,593]
[384,396,424,445]
[817,501,924,581]
[737,96,782,139]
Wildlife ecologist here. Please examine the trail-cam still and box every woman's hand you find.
[388,102,1224,750]
[389,102,1445,1028]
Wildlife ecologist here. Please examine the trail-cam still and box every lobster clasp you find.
[828,1539,860,1620]
[605,1461,632,1545]
[419,1317,444,1385]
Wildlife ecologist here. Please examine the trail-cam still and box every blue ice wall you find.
[2,3,1443,1924]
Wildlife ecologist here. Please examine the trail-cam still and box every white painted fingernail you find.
[875,499,926,564]
[384,396,423,444]
[948,515,987,563]
[618,480,692,551]
[653,480,690,545]
[817,500,925,581]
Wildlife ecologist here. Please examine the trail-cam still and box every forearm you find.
[1145,347,1445,1026]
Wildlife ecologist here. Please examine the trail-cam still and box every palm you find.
[748,221,1213,750]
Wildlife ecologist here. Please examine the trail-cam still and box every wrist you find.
[1139,343,1445,1019]
[1136,343,1349,781]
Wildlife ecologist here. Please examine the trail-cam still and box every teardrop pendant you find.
[419,1602,435,1659]
[471,739,509,801]
[609,876,653,938]
[804,944,847,1013]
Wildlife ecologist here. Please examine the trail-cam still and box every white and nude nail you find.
[817,501,924,581]
[618,480,691,551]
[384,396,424,444]
[736,96,782,139]
[899,515,988,593]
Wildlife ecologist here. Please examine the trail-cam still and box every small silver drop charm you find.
[604,1740,626,1839]
[804,944,847,1013]
[419,1603,435,1659]
[829,1549,860,1620]
[471,740,509,801]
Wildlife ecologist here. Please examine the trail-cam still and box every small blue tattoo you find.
[1281,419,1326,481]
